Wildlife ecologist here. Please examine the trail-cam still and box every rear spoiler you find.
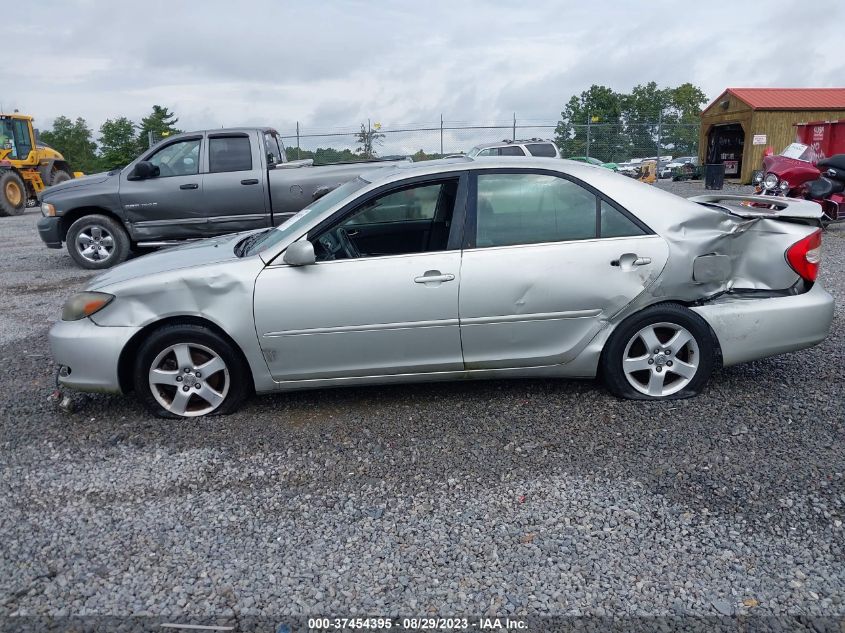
[689,194,824,220]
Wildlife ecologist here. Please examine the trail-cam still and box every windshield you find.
[0,119,20,159]
[780,142,815,162]
[244,177,369,257]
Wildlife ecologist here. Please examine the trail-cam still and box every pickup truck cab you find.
[37,127,408,269]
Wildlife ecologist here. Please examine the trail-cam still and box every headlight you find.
[763,172,779,190]
[779,179,790,192]
[752,171,764,185]
[41,202,56,217]
[61,292,114,321]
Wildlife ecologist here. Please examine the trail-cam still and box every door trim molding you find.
[460,309,602,326]
[264,318,459,338]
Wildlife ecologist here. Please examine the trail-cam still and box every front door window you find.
[148,139,201,177]
[312,179,459,260]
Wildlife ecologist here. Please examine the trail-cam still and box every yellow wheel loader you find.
[0,113,81,217]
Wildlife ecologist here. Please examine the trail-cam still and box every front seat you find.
[817,154,845,182]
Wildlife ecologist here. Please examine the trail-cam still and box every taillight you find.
[786,229,822,282]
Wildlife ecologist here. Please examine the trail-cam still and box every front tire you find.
[0,170,27,216]
[601,303,715,400]
[66,214,130,269]
[48,169,72,187]
[133,324,251,418]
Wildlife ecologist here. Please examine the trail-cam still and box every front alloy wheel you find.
[134,324,251,418]
[148,343,230,417]
[66,214,130,270]
[76,225,116,263]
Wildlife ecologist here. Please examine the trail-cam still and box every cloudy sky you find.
[5,0,843,143]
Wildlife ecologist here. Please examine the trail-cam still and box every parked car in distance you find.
[660,156,699,179]
[37,127,409,269]
[567,156,619,171]
[467,139,560,159]
[50,157,834,418]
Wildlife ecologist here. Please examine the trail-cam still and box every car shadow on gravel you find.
[2,324,842,533]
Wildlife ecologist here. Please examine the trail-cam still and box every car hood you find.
[41,170,117,198]
[87,232,248,291]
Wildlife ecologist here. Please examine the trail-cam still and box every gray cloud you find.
[4,0,843,141]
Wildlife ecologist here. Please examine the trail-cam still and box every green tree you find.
[620,82,672,157]
[40,116,100,173]
[355,122,385,158]
[663,83,708,155]
[554,85,625,162]
[99,117,140,169]
[138,105,181,150]
[555,82,708,161]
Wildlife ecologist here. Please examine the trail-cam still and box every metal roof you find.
[706,88,845,112]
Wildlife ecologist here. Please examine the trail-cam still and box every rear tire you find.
[66,214,130,269]
[601,303,715,400]
[0,170,27,216]
[133,324,251,418]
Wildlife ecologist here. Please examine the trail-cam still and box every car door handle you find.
[414,272,455,284]
[240,178,259,185]
[611,254,651,267]
[179,183,199,190]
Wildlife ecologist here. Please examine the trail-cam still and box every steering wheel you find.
[336,228,361,259]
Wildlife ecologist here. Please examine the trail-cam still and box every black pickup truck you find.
[37,127,408,269]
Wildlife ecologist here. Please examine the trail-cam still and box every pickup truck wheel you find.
[66,214,130,269]
[134,324,250,418]
[0,170,27,216]
[601,303,715,400]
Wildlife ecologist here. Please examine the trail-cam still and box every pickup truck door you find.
[119,135,206,241]
[201,132,270,236]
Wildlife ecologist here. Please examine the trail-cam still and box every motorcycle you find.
[752,142,845,225]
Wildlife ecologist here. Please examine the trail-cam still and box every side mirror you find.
[283,240,316,266]
[267,152,277,169]
[128,161,160,181]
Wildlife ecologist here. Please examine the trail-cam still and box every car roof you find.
[360,156,601,185]
[358,155,710,229]
[471,139,555,150]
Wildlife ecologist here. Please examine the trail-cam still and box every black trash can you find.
[704,163,725,190]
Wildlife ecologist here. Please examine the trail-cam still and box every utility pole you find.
[656,108,663,162]
[586,111,592,159]
[512,113,517,142]
[440,114,444,156]
[296,121,301,160]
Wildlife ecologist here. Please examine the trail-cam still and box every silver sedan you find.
[50,158,834,418]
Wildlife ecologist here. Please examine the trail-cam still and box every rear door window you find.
[600,200,646,238]
[475,173,597,247]
[526,143,557,158]
[499,145,525,156]
[209,135,253,173]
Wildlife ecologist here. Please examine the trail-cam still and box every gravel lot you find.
[1,181,844,624]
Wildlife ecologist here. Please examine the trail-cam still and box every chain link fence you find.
[276,116,701,165]
[147,116,701,167]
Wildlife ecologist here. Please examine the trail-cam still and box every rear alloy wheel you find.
[622,322,699,397]
[0,170,27,216]
[66,214,130,269]
[134,324,250,418]
[601,304,715,400]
